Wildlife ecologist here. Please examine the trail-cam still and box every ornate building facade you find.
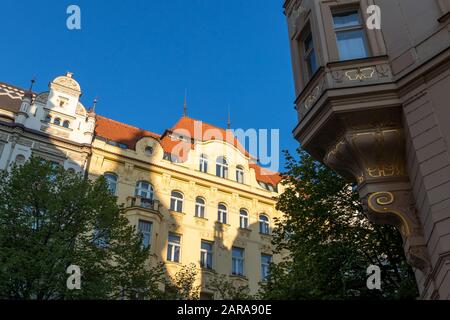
[0,73,284,298]
[283,0,450,299]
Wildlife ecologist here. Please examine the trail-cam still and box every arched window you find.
[170,191,184,213]
[62,120,70,128]
[216,156,228,178]
[218,203,227,224]
[236,166,244,183]
[67,168,76,175]
[199,154,208,173]
[239,209,249,229]
[135,181,154,200]
[259,214,270,234]
[195,197,206,218]
[104,173,118,195]
[44,115,51,123]
[15,154,26,167]
[53,118,61,126]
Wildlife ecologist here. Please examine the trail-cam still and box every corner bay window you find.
[232,247,244,276]
[332,10,369,60]
[167,233,181,262]
[138,220,152,249]
[135,181,154,207]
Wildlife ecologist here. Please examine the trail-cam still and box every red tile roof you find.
[159,116,252,159]
[95,115,160,149]
[249,164,282,186]
[0,80,282,186]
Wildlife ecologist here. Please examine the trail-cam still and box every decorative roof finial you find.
[29,77,36,91]
[92,97,98,112]
[183,89,188,117]
[24,77,36,99]
[227,105,231,130]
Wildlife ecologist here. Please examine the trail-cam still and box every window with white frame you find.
[138,220,152,249]
[167,233,181,262]
[217,203,227,224]
[200,240,213,269]
[259,214,270,234]
[261,254,272,281]
[239,209,249,229]
[135,181,154,208]
[236,166,244,184]
[104,173,118,195]
[216,156,228,179]
[332,9,369,61]
[170,191,184,213]
[232,247,244,276]
[199,154,208,173]
[195,197,206,218]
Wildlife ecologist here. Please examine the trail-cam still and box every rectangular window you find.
[236,168,244,184]
[261,254,272,281]
[200,240,213,269]
[199,156,208,173]
[332,10,369,60]
[232,247,244,276]
[138,220,152,249]
[167,233,181,262]
[303,31,318,77]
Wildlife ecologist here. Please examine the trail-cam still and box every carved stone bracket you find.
[365,190,430,274]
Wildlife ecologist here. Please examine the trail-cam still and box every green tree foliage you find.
[0,157,166,300]
[260,150,418,300]
[165,263,200,300]
[207,273,253,300]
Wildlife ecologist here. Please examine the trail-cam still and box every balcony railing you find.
[126,196,161,212]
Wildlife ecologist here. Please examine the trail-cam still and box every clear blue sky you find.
[1,0,298,168]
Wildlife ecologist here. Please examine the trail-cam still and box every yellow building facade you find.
[0,73,285,298]
[88,115,284,297]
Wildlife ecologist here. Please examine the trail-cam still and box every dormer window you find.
[216,156,228,179]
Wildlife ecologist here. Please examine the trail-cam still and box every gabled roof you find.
[159,116,252,160]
